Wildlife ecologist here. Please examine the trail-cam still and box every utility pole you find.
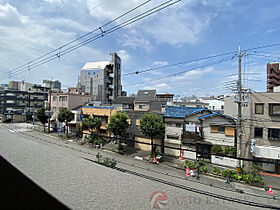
[236,44,242,173]
[48,88,51,133]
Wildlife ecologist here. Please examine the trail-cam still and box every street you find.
[0,123,279,210]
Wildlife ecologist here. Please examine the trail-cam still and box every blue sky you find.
[0,0,280,97]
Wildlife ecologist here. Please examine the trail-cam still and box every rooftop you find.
[82,61,111,70]
[135,90,156,102]
[112,96,135,104]
[199,112,236,121]
[83,106,115,111]
[164,106,206,118]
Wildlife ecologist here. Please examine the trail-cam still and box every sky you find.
[1,0,280,97]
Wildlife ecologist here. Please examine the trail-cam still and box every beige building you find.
[224,92,280,173]
[81,106,119,137]
[50,87,91,119]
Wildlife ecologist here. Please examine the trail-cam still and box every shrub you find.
[250,164,263,175]
[200,165,208,173]
[222,169,237,179]
[211,167,221,175]
[197,160,206,167]
[211,145,223,155]
[224,146,231,155]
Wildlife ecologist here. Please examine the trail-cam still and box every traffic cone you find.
[267,185,274,195]
[186,164,190,177]
[180,150,184,160]
[153,156,157,164]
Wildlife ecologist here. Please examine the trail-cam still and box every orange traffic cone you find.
[153,156,157,164]
[186,164,190,177]
[180,150,184,160]
[267,185,274,195]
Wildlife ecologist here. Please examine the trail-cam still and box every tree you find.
[107,112,129,152]
[82,117,102,133]
[35,107,48,132]
[58,108,74,135]
[139,113,165,157]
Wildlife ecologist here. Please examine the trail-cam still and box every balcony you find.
[181,131,203,143]
[268,78,280,85]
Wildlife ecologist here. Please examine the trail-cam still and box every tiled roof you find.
[199,112,236,120]
[164,106,206,118]
[112,96,135,104]
[83,106,115,111]
[135,90,156,102]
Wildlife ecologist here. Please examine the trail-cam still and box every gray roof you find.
[112,96,135,104]
[135,90,156,102]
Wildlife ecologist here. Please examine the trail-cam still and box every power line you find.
[124,56,233,87]
[0,0,180,81]
[0,0,154,78]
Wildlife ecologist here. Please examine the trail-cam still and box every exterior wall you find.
[200,99,224,111]
[78,52,121,104]
[164,117,184,143]
[13,114,25,122]
[135,136,161,152]
[134,102,150,111]
[267,63,280,93]
[81,107,119,137]
[211,155,237,168]
[50,93,90,118]
[202,116,235,146]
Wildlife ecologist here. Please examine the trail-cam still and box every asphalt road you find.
[0,123,279,210]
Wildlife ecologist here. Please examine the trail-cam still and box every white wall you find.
[211,155,237,168]
[199,99,224,110]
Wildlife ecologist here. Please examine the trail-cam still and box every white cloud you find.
[0,3,26,27]
[153,61,168,66]
[44,0,62,4]
[117,49,130,64]
[265,29,276,34]
[121,31,153,52]
[144,83,172,93]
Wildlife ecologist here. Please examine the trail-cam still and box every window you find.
[167,135,179,140]
[139,104,146,109]
[268,128,280,140]
[225,126,235,136]
[59,96,67,101]
[127,119,131,125]
[210,125,225,133]
[176,123,181,128]
[254,127,263,138]
[221,105,224,109]
[218,126,225,133]
[269,104,280,115]
[255,103,264,114]
[53,96,57,101]
[136,119,140,126]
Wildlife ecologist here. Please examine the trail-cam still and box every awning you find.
[253,145,280,160]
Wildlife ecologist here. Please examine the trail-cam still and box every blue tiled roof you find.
[83,106,115,111]
[199,112,236,120]
[164,107,206,118]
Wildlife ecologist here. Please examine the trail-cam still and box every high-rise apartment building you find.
[77,52,122,105]
[267,62,280,92]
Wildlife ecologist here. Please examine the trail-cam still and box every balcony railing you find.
[182,131,203,142]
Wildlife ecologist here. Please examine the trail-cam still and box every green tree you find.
[58,108,74,135]
[35,107,48,132]
[139,113,165,157]
[82,117,102,132]
[107,112,129,152]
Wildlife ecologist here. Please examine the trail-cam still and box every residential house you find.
[112,96,135,110]
[81,106,119,138]
[164,107,236,165]
[225,92,280,173]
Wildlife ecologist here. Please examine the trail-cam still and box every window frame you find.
[268,128,280,140]
[269,104,280,116]
[255,103,264,115]
[254,127,263,138]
